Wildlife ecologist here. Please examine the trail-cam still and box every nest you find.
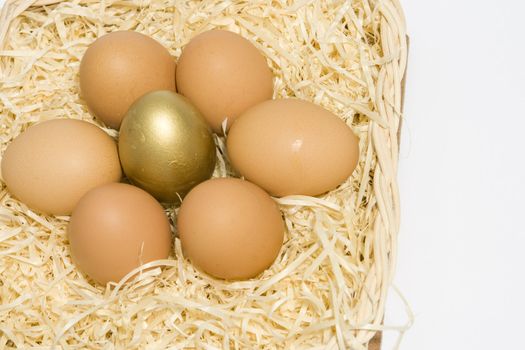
[0,0,409,349]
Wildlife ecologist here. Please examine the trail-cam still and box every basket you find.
[0,1,408,349]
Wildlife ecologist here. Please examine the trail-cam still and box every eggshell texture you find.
[68,183,172,285]
[177,178,284,280]
[1,119,122,215]
[80,31,176,129]
[176,30,273,134]
[227,99,360,197]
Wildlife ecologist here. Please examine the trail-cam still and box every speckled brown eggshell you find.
[176,30,273,134]
[1,119,122,215]
[68,183,172,285]
[80,31,176,129]
[226,99,360,197]
[177,178,284,280]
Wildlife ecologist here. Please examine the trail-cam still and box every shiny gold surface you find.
[119,91,216,203]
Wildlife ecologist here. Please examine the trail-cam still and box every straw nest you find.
[0,0,408,349]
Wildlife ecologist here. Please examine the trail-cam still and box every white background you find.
[384,0,525,349]
[1,0,523,349]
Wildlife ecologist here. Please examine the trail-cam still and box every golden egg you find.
[118,91,216,203]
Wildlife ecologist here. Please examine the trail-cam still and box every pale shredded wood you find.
[0,0,410,349]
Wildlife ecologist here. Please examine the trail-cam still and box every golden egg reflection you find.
[118,90,216,203]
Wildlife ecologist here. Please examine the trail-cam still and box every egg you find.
[176,30,273,134]
[1,119,122,215]
[68,183,172,285]
[177,178,284,280]
[118,91,216,203]
[227,99,360,197]
[80,31,176,129]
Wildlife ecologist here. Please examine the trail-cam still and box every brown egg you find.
[68,183,172,285]
[80,31,176,129]
[177,178,284,280]
[176,30,273,134]
[227,99,360,197]
[1,119,122,215]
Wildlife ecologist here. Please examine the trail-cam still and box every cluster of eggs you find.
[1,30,359,285]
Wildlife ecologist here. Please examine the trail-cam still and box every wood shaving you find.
[0,0,409,348]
